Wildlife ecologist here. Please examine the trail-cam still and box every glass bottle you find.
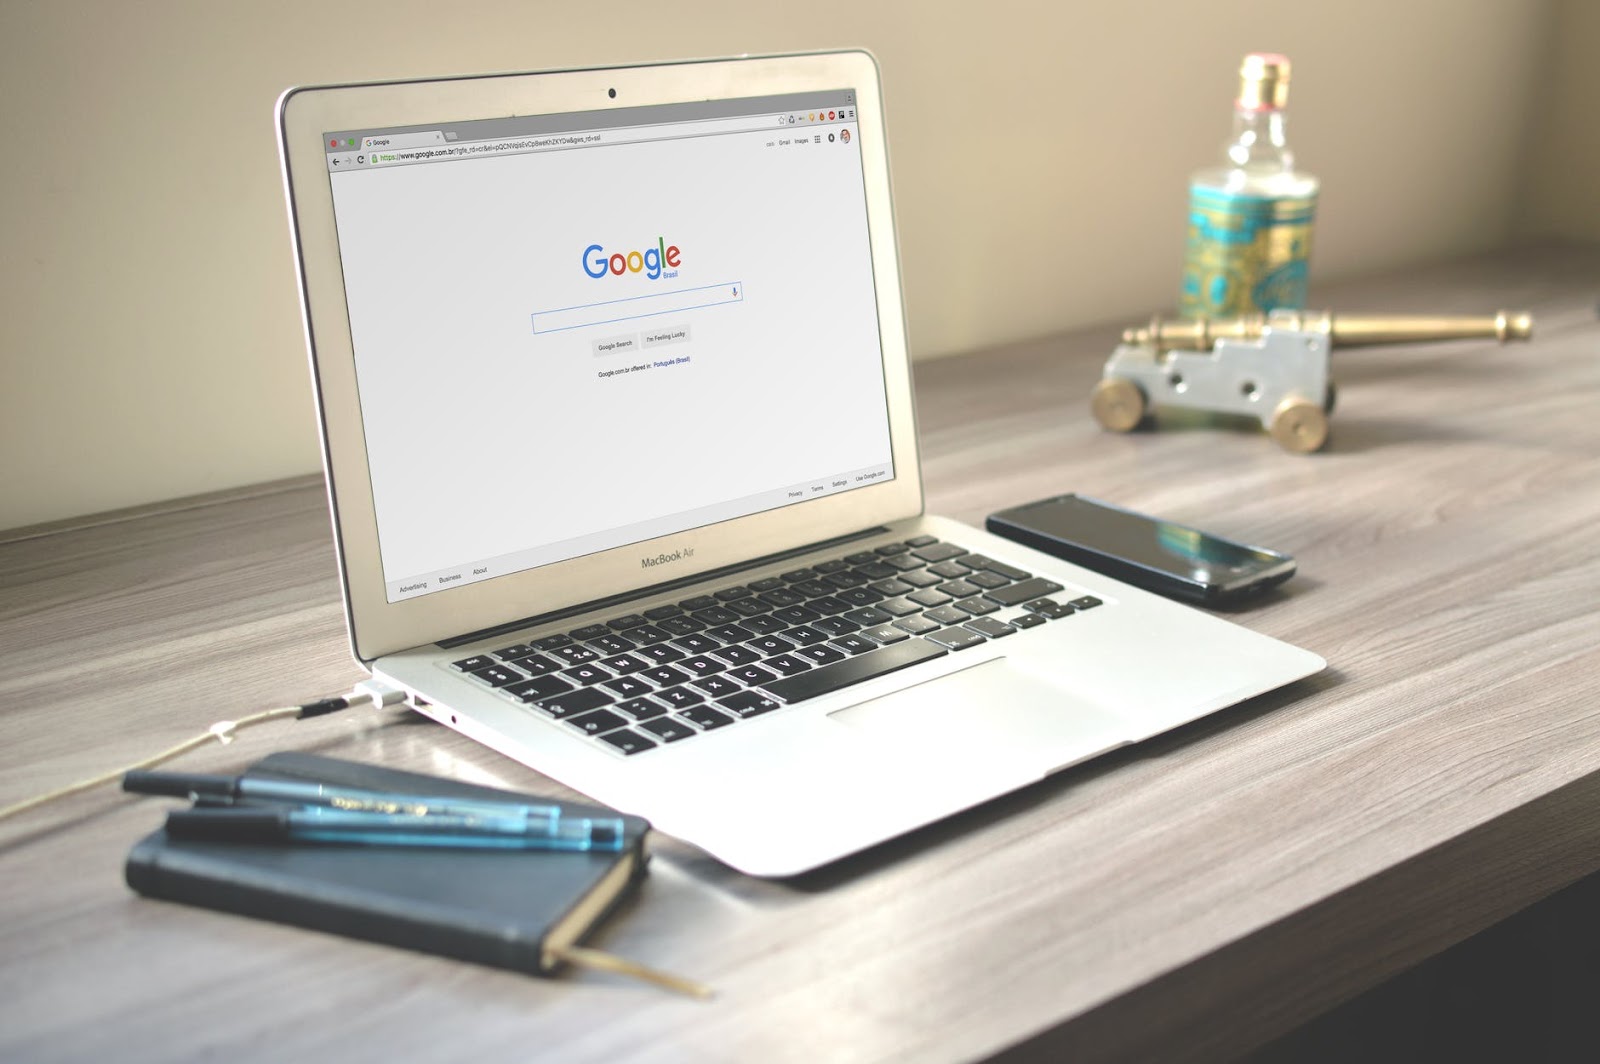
[1179,53,1318,318]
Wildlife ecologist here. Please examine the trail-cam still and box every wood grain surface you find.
[2,245,1597,1063]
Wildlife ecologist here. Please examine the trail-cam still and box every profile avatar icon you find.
[841,128,851,144]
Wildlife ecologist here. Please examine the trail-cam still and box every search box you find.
[531,281,743,334]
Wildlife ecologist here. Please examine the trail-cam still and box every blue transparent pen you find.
[163,805,628,852]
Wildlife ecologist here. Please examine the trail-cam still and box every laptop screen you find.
[322,90,895,603]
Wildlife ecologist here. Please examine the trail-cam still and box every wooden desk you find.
[3,246,1597,1062]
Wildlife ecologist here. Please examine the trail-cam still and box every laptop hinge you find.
[436,526,892,649]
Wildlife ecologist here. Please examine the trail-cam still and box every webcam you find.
[608,88,617,99]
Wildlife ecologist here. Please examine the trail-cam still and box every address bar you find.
[361,112,795,170]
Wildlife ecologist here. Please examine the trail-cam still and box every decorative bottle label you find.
[1179,186,1316,317]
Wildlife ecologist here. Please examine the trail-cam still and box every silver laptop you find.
[277,51,1324,876]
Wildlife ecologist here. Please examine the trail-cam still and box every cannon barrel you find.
[1122,310,1534,351]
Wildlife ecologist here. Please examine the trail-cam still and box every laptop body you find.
[277,51,1324,877]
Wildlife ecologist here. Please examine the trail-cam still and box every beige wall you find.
[0,0,1570,530]
[1521,0,1600,240]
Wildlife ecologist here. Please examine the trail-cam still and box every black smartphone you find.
[986,494,1296,606]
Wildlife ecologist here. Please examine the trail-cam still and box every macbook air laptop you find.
[277,50,1324,876]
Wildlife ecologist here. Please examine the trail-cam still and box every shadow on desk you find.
[1247,869,1600,1063]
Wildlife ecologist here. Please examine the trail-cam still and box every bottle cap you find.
[1237,52,1290,111]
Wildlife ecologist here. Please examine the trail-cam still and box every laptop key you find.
[678,655,727,677]
[927,561,972,580]
[794,644,847,667]
[714,586,753,601]
[679,595,717,611]
[614,697,669,720]
[937,579,982,599]
[656,615,706,636]
[707,623,754,643]
[564,709,629,736]
[965,571,1011,590]
[637,642,686,664]
[844,551,877,565]
[570,624,610,641]
[644,604,684,620]
[642,664,692,687]
[764,653,811,676]
[504,674,577,702]
[792,580,836,600]
[829,634,878,656]
[862,624,910,644]
[653,685,705,709]
[1028,600,1077,620]
[563,663,614,685]
[673,632,721,654]
[893,615,942,635]
[691,606,741,626]
[747,634,796,655]
[833,587,885,607]
[781,568,816,582]
[1008,611,1047,630]
[813,616,860,637]
[898,568,943,587]
[926,627,987,651]
[908,588,952,607]
[507,653,564,676]
[598,729,657,755]
[641,717,696,742]
[729,663,780,686]
[748,577,786,592]
[911,542,968,563]
[679,705,736,731]
[1070,596,1104,610]
[710,645,763,667]
[451,655,495,672]
[883,554,927,572]
[772,605,821,626]
[599,653,650,674]
[960,554,1031,581]
[842,607,892,627]
[601,676,653,700]
[876,597,924,618]
[923,605,970,626]
[535,688,614,717]
[588,633,635,655]
[964,617,1017,639]
[531,634,573,650]
[470,664,524,687]
[553,645,599,665]
[608,614,649,629]
[782,624,831,646]
[808,596,851,616]
[853,562,898,581]
[726,598,769,618]
[763,638,948,704]
[719,691,782,719]
[741,615,788,636]
[491,644,535,661]
[955,596,1000,616]
[904,535,938,547]
[813,559,849,574]
[622,623,671,645]
[758,588,806,608]
[984,577,1067,608]
[689,675,743,699]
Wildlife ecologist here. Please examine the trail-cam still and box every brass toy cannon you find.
[1091,310,1533,453]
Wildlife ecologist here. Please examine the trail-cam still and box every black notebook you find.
[124,752,651,977]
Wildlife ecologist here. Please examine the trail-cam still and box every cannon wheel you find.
[1269,396,1330,453]
[1091,377,1147,433]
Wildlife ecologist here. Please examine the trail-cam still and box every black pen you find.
[124,770,562,823]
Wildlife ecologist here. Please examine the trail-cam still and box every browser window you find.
[323,91,894,602]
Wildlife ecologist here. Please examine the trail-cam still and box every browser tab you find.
[359,130,446,151]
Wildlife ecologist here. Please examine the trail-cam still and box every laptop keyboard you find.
[446,536,1102,756]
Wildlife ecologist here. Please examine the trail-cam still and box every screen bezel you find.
[277,52,923,662]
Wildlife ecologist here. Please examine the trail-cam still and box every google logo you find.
[582,238,682,280]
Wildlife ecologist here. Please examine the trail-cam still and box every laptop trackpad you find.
[827,658,1128,772]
